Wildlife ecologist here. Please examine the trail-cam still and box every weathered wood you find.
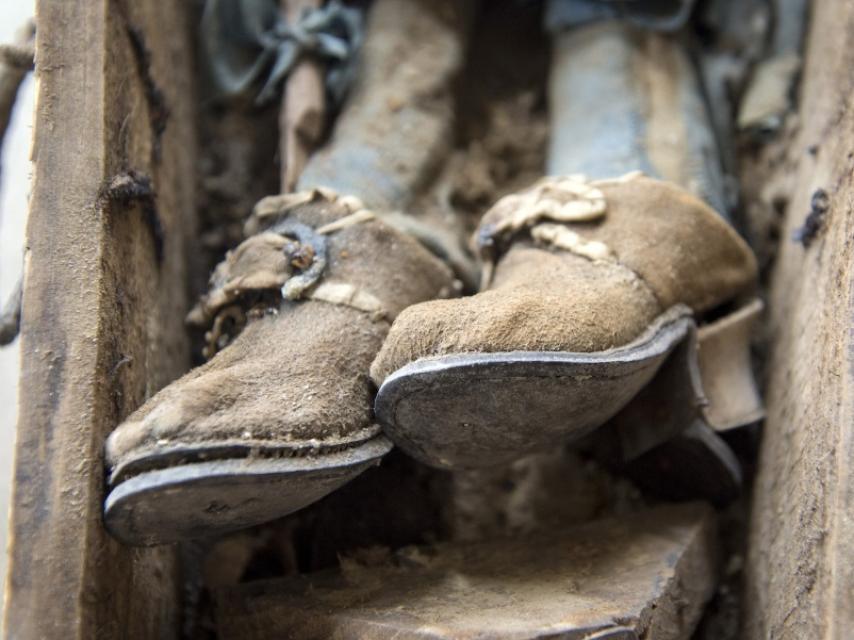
[744,0,854,636]
[216,504,719,640]
[4,0,197,637]
[280,0,325,192]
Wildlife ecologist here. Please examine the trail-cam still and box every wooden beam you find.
[217,504,718,640]
[745,0,854,636]
[4,0,197,637]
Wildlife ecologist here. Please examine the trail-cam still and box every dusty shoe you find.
[104,190,454,545]
[371,173,758,469]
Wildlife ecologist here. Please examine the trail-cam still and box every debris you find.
[100,171,165,262]
[792,188,830,247]
[100,170,155,203]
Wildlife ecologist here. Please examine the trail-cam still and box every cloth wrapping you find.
[200,0,363,104]
[545,0,698,32]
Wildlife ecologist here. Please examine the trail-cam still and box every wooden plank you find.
[3,0,197,637]
[744,0,854,636]
[216,504,719,640]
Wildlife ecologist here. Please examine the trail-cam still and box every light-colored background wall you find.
[0,0,36,608]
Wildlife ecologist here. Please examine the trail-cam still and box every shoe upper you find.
[105,193,454,481]
[371,175,757,384]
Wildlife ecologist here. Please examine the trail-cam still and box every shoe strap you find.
[474,172,642,288]
[189,189,388,358]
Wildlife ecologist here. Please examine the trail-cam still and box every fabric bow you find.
[200,0,363,105]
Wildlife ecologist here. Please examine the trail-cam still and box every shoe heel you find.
[697,298,765,431]
[585,300,763,505]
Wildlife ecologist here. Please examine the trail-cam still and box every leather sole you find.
[374,306,694,469]
[104,434,391,546]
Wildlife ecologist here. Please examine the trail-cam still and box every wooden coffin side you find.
[745,0,854,637]
[4,0,197,637]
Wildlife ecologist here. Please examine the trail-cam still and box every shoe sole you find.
[374,306,694,469]
[104,435,392,546]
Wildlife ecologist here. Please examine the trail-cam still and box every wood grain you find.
[3,0,197,637]
[745,0,854,636]
[217,504,718,640]
[280,0,325,193]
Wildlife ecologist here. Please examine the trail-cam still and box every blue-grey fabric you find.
[547,22,730,219]
[200,0,363,105]
[545,0,698,32]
